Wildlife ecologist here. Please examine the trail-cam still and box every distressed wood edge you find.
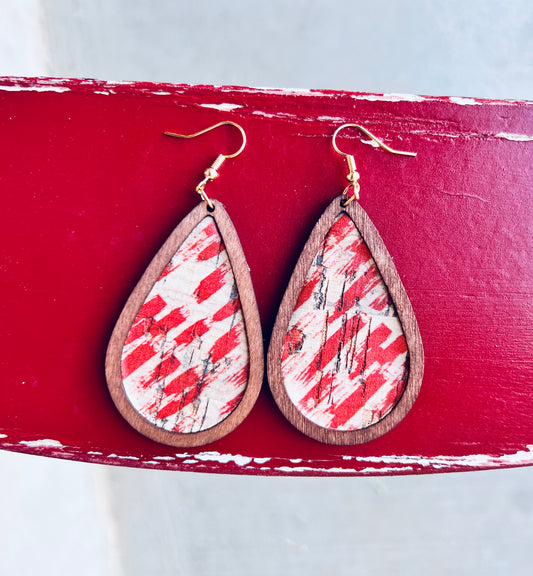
[267,195,424,445]
[105,200,264,447]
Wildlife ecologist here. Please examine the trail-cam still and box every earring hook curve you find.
[332,124,416,206]
[164,121,246,159]
[332,124,416,158]
[163,121,247,210]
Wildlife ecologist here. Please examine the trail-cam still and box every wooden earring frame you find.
[267,195,424,445]
[106,200,264,447]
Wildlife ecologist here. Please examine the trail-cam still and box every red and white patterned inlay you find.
[282,214,408,430]
[121,216,249,433]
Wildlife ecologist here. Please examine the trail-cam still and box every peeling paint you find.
[200,103,243,111]
[194,451,253,466]
[275,466,363,474]
[253,457,271,464]
[252,110,301,120]
[7,437,532,475]
[449,96,481,106]
[0,85,70,93]
[351,93,425,103]
[94,90,110,96]
[107,453,139,460]
[241,86,317,96]
[361,138,380,148]
[317,115,346,122]
[496,132,533,142]
[19,438,65,448]
[360,466,415,474]
[126,445,533,474]
[355,445,533,469]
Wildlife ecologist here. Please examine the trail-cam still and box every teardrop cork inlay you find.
[121,215,249,433]
[268,196,423,445]
[282,213,407,430]
[106,200,263,447]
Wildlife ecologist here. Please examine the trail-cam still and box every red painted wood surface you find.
[0,77,531,476]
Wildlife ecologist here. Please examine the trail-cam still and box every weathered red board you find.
[0,77,531,475]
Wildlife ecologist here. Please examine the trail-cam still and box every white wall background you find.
[1,1,532,575]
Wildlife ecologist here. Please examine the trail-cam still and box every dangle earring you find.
[106,122,263,447]
[268,124,423,445]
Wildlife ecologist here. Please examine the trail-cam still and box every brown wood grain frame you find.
[267,195,424,445]
[106,200,264,447]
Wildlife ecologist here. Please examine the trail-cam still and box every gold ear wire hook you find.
[164,121,247,210]
[332,124,416,206]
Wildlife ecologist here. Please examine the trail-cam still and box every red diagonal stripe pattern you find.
[281,214,408,431]
[120,216,249,433]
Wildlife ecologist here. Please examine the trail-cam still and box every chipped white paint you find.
[360,466,414,474]
[93,90,110,95]
[361,138,380,148]
[142,445,533,474]
[317,115,346,122]
[236,86,318,96]
[107,454,139,460]
[411,128,461,140]
[276,465,415,475]
[7,436,533,474]
[19,438,64,448]
[449,96,481,106]
[194,451,253,466]
[496,132,533,142]
[253,457,271,464]
[200,103,243,111]
[351,93,425,103]
[0,85,70,93]
[252,109,301,120]
[355,445,533,469]
[275,466,363,474]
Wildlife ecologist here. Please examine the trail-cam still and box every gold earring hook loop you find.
[332,124,417,158]
[332,124,416,206]
[164,121,246,158]
[163,121,247,210]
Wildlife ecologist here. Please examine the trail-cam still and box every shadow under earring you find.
[268,124,423,445]
[106,122,263,447]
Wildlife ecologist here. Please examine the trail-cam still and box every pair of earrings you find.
[106,121,423,448]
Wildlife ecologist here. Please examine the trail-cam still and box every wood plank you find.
[0,77,531,475]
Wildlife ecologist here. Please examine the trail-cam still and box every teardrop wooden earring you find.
[106,122,263,447]
[268,124,423,445]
